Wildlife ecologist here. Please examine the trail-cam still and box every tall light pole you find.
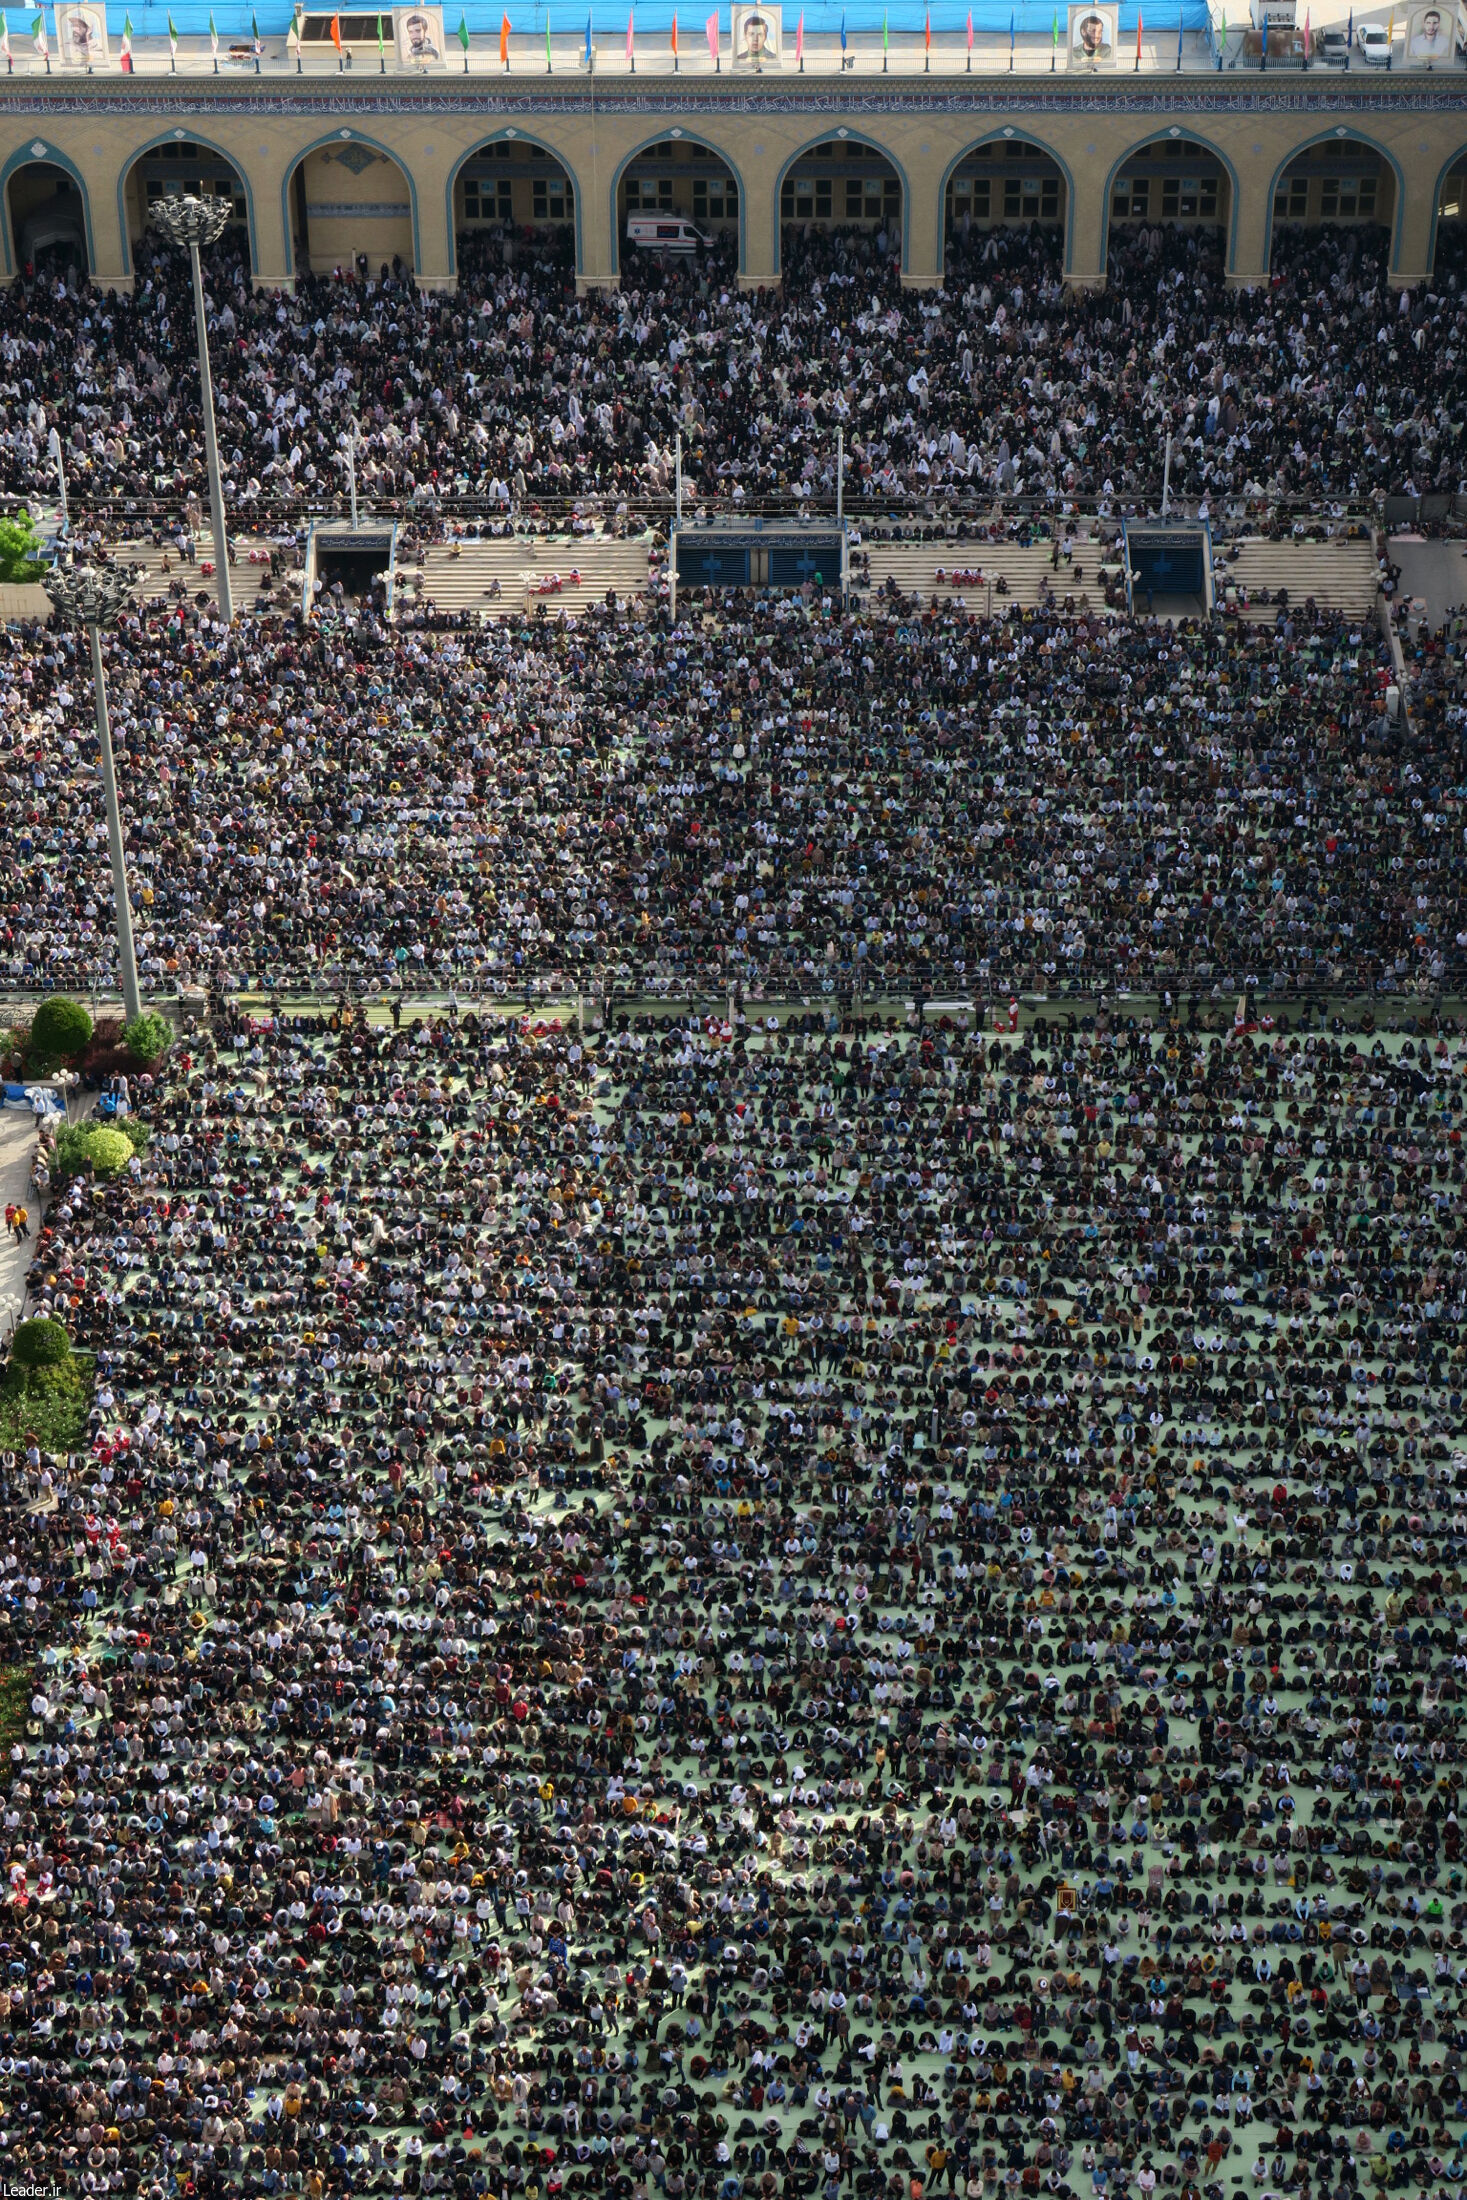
[340,417,362,530]
[150,193,234,627]
[43,564,144,1025]
[47,424,68,535]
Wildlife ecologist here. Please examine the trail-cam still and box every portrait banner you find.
[395,6,446,63]
[1068,2,1117,64]
[1405,3,1456,61]
[57,2,108,64]
[730,3,781,63]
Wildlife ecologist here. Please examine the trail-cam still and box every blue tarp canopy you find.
[98,1,1209,39]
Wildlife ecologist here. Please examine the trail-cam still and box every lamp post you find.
[340,417,362,530]
[46,424,68,535]
[43,563,144,1024]
[149,193,235,627]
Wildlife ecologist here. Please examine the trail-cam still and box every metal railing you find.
[8,482,1392,531]
[9,957,1459,1025]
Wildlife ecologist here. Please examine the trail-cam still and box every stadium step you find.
[858,538,1118,613]
[1217,536,1381,623]
[112,534,293,615]
[861,532,1381,623]
[394,536,653,620]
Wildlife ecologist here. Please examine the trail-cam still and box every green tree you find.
[28,995,93,1061]
[0,511,46,586]
[122,1011,172,1066]
[9,1318,71,1372]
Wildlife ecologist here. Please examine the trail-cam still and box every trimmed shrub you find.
[54,1123,135,1182]
[9,1318,71,1371]
[0,1352,92,1455]
[0,511,45,586]
[29,996,94,1062]
[122,1011,172,1067]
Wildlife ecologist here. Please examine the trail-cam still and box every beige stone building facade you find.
[3,68,1467,292]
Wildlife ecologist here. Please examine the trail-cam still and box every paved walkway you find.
[1387,534,1467,632]
[0,1106,39,1341]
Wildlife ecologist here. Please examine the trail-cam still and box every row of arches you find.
[5,126,1459,288]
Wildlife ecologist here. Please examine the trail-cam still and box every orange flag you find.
[499,9,510,56]
[329,9,342,46]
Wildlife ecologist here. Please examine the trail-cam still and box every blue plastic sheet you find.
[98,0,1209,40]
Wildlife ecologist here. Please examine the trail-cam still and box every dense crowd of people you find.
[3,960,1467,2200]
[1,186,1466,2200]
[1,592,1459,1005]
[4,216,1466,519]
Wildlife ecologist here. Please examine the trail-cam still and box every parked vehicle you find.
[625,216,711,254]
[1356,21,1393,62]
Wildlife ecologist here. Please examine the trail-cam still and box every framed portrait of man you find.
[1068,2,1118,65]
[57,2,108,64]
[1405,3,1456,61]
[395,6,445,64]
[731,2,781,64]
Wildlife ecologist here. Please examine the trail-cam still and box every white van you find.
[625,216,710,254]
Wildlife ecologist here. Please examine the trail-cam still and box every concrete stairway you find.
[1217,536,1380,623]
[859,531,1381,625]
[111,533,294,615]
[857,536,1120,613]
[394,535,654,620]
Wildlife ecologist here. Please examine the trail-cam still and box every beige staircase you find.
[1217,536,1380,623]
[111,533,293,615]
[394,535,654,620]
[858,536,1120,613]
[860,530,1381,625]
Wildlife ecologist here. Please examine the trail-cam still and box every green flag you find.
[881,6,887,44]
[1051,6,1058,41]
[546,10,551,61]
[376,9,385,49]
[166,9,179,46]
[457,7,469,43]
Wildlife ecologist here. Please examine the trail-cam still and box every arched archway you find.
[1104,135,1233,272]
[120,135,253,277]
[447,132,581,279]
[282,131,419,280]
[4,156,90,279]
[942,135,1068,284]
[611,133,743,278]
[1431,144,1467,277]
[1268,134,1400,270]
[775,135,906,281]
